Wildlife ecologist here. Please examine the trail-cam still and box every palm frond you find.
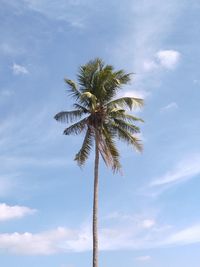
[54,110,84,123]
[100,125,121,172]
[111,123,143,152]
[118,113,144,123]
[107,97,144,110]
[64,79,82,100]
[63,117,88,135]
[109,108,143,121]
[73,103,89,113]
[113,119,140,134]
[75,127,94,166]
[113,70,132,85]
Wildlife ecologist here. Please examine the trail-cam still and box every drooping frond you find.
[74,127,94,166]
[107,97,144,110]
[73,103,89,113]
[110,123,143,152]
[113,119,140,135]
[109,108,144,123]
[99,125,121,172]
[63,117,88,135]
[54,110,85,123]
[117,113,144,123]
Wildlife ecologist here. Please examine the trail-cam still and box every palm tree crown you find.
[54,58,144,171]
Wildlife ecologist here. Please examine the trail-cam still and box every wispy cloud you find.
[2,220,200,255]
[113,0,184,68]
[160,102,178,112]
[0,43,24,56]
[166,224,200,246]
[0,89,13,97]
[141,219,156,229]
[0,203,36,221]
[0,156,71,169]
[12,63,29,75]
[111,0,185,99]
[135,255,151,261]
[151,154,200,186]
[22,0,96,28]
[0,174,18,197]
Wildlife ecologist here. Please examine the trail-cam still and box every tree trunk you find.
[93,137,99,267]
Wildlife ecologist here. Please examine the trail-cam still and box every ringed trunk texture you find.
[93,137,99,267]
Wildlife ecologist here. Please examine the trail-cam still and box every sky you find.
[0,0,200,266]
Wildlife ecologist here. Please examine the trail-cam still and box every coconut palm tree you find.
[54,58,144,267]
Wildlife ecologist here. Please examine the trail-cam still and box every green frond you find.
[100,125,121,172]
[63,117,88,135]
[107,97,144,110]
[109,108,144,123]
[113,70,132,85]
[111,123,143,152]
[119,114,144,123]
[75,127,94,166]
[73,103,89,113]
[113,119,140,134]
[64,79,82,100]
[54,110,84,123]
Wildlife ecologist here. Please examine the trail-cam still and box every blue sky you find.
[0,0,200,266]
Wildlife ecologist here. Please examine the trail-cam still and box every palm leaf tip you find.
[74,128,93,166]
[54,113,59,121]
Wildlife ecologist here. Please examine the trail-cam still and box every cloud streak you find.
[1,220,200,255]
[135,255,151,261]
[160,102,178,112]
[151,154,200,186]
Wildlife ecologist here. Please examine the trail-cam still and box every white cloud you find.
[12,63,29,75]
[166,224,200,245]
[143,50,181,72]
[135,255,151,261]
[156,50,181,69]
[0,227,76,255]
[1,219,200,255]
[0,203,36,221]
[160,102,178,112]
[151,154,200,186]
[141,219,155,229]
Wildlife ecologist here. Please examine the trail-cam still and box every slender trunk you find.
[93,136,99,267]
